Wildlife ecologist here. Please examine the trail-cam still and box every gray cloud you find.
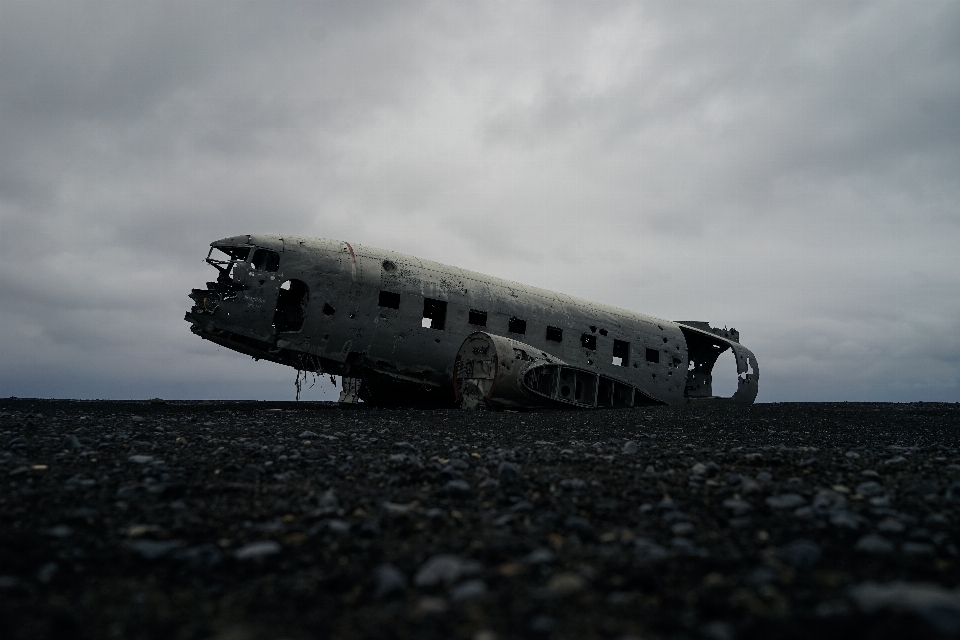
[1,0,958,401]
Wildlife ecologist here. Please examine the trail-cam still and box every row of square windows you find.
[378,290,661,366]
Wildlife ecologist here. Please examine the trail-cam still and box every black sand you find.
[1,400,958,639]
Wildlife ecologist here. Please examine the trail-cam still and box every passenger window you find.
[422,298,447,330]
[645,348,660,364]
[613,339,630,367]
[508,317,526,335]
[581,333,597,350]
[378,290,401,309]
[469,310,487,326]
[251,249,280,272]
[546,326,563,342]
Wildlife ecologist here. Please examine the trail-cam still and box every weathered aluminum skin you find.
[185,234,759,407]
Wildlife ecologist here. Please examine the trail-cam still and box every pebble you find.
[811,490,847,515]
[848,581,960,634]
[525,548,555,564]
[828,511,861,529]
[450,579,487,602]
[127,539,185,560]
[877,517,905,533]
[855,481,884,497]
[234,540,281,560]
[902,542,934,556]
[634,538,669,562]
[415,555,465,587]
[374,564,407,598]
[46,525,73,538]
[497,461,521,484]
[546,572,585,597]
[622,440,638,454]
[128,455,154,464]
[777,539,821,568]
[443,479,472,498]
[854,534,894,554]
[722,496,753,516]
[765,493,806,509]
[946,481,960,503]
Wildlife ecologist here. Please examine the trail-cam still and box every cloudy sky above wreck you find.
[1,1,958,403]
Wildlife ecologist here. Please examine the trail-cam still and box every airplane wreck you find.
[185,235,759,409]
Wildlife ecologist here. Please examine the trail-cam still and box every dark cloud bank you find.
[1,1,958,402]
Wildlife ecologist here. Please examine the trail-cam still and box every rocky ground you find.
[1,399,959,640]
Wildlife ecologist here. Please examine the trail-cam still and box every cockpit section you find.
[187,236,297,344]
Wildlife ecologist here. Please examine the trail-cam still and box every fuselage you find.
[185,234,758,406]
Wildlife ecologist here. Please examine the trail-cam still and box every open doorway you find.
[274,279,309,332]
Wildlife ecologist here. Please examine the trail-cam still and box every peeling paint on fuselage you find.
[185,234,758,407]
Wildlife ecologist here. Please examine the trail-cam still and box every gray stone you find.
[317,488,341,515]
[127,539,185,560]
[169,544,222,568]
[877,517,905,533]
[46,524,73,538]
[671,522,695,536]
[700,621,734,640]
[128,455,154,464]
[946,481,960,503]
[324,519,351,534]
[855,481,884,497]
[234,540,281,560]
[497,461,522,484]
[765,493,806,509]
[829,510,862,529]
[444,479,471,498]
[564,516,592,534]
[64,434,82,450]
[811,489,847,515]
[745,566,777,585]
[622,441,638,454]
[450,579,487,602]
[546,572,585,596]
[415,554,463,587]
[902,542,935,556]
[529,615,556,633]
[869,494,892,507]
[849,581,960,634]
[479,477,500,490]
[855,534,894,554]
[722,496,753,516]
[634,537,669,562]
[37,562,58,584]
[525,548,555,564]
[374,564,407,598]
[559,478,585,489]
[777,539,821,568]
[298,430,318,438]
[905,480,939,496]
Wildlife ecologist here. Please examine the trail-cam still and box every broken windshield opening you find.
[206,246,250,283]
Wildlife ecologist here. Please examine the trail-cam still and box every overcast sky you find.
[1,1,958,403]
